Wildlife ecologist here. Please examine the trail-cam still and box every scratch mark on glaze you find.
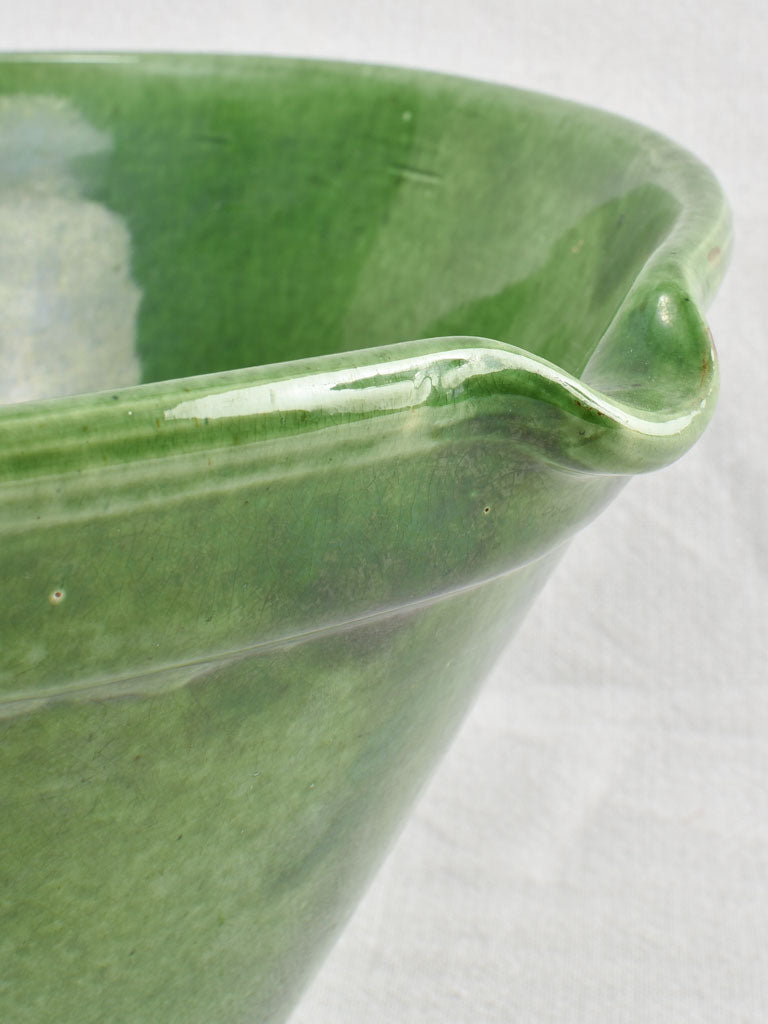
[388,163,442,186]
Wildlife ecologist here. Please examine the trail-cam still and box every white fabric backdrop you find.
[5,2,767,1020]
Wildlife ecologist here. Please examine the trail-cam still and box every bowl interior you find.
[0,56,682,404]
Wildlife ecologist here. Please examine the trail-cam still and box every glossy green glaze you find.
[0,55,729,1023]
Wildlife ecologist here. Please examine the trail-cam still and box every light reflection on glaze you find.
[163,339,704,438]
[0,95,141,404]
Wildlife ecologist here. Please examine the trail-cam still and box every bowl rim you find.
[0,52,731,479]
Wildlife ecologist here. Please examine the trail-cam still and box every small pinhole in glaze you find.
[48,588,65,605]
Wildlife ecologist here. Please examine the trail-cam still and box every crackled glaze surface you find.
[0,55,729,1024]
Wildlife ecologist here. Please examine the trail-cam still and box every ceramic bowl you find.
[0,54,729,1024]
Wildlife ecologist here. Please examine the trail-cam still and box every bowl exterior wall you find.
[1,554,557,1024]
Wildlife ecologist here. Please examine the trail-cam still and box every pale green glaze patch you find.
[0,55,729,1024]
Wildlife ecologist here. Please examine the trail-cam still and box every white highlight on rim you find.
[17,54,140,65]
[163,343,700,439]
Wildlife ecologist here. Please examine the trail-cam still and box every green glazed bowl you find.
[0,54,729,1024]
